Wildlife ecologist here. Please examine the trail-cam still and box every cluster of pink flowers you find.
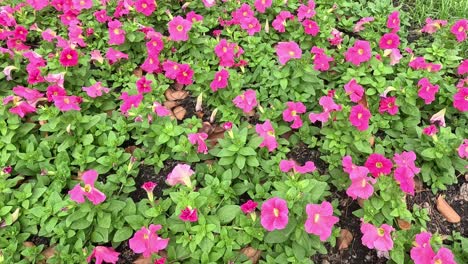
[214,39,244,67]
[162,60,194,85]
[410,232,456,264]
[230,4,261,35]
[343,156,376,200]
[409,57,442,72]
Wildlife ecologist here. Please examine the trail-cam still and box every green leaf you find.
[216,205,241,224]
[239,147,256,156]
[264,218,296,243]
[113,227,133,243]
[235,155,246,170]
[421,148,436,159]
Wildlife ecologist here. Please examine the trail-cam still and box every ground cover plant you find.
[0,0,467,263]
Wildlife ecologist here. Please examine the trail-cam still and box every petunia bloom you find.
[346,166,376,200]
[432,248,457,264]
[276,41,302,65]
[166,164,194,188]
[349,105,371,131]
[430,108,446,127]
[309,95,342,124]
[142,181,157,201]
[59,48,79,67]
[119,92,143,114]
[279,159,316,174]
[282,101,306,129]
[458,139,468,158]
[210,69,230,92]
[304,201,339,241]
[421,18,447,34]
[180,207,198,222]
[136,76,152,94]
[387,11,400,32]
[344,79,364,102]
[68,170,106,205]
[450,19,468,42]
[168,16,192,42]
[310,46,334,71]
[297,0,316,21]
[272,11,294,33]
[458,59,468,75]
[53,95,82,111]
[302,19,320,36]
[129,225,169,258]
[344,40,372,66]
[423,125,438,136]
[361,222,394,251]
[378,96,398,115]
[417,78,439,104]
[108,20,125,45]
[410,232,435,264]
[256,120,278,152]
[254,0,272,13]
[393,151,420,195]
[261,197,289,231]
[354,17,374,32]
[83,82,110,98]
[241,200,258,214]
[364,153,393,177]
[188,133,208,154]
[328,28,343,46]
[379,33,400,49]
[233,89,257,113]
[86,246,120,264]
[453,88,468,112]
[135,0,156,16]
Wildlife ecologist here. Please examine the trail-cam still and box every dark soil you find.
[116,240,139,264]
[177,96,213,123]
[288,143,329,174]
[29,235,50,247]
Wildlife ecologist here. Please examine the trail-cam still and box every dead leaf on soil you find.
[199,122,213,134]
[436,196,461,223]
[397,219,411,230]
[337,229,353,250]
[240,246,261,264]
[133,255,153,264]
[173,82,184,91]
[165,89,188,101]
[245,109,256,117]
[133,68,143,78]
[173,106,186,120]
[39,246,56,263]
[357,198,365,207]
[368,136,375,146]
[125,145,138,154]
[163,100,179,109]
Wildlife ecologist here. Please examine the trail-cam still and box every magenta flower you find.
[210,69,230,92]
[297,1,316,21]
[119,92,143,115]
[256,120,278,152]
[328,28,343,46]
[168,16,192,42]
[310,46,334,71]
[12,86,43,103]
[142,181,157,193]
[344,40,372,66]
[108,20,125,45]
[180,207,198,222]
[304,201,339,241]
[152,102,171,117]
[72,0,93,10]
[309,95,342,123]
[202,0,216,8]
[279,160,316,174]
[365,154,393,177]
[59,48,78,67]
[379,33,400,49]
[146,35,164,55]
[240,17,261,36]
[9,101,36,118]
[214,39,236,67]
[136,76,152,94]
[349,105,371,131]
[450,19,468,42]
[68,170,106,205]
[432,248,457,264]
[261,197,289,231]
[344,79,364,102]
[135,0,156,16]
[162,60,180,79]
[421,18,447,34]
[53,95,82,111]
[418,78,439,104]
[346,166,376,200]
[272,11,294,33]
[188,133,208,154]
[141,56,160,74]
[302,19,320,36]
[387,11,400,32]
[282,101,306,129]
[83,82,110,98]
[241,200,258,214]
[175,63,194,85]
[46,86,67,102]
[166,164,194,188]
[423,125,438,136]
[458,139,468,158]
[129,225,169,258]
[453,88,468,112]
[342,155,357,174]
[458,60,468,75]
[378,96,398,115]
[393,151,420,195]
[86,246,119,264]
[410,232,435,264]
[106,48,128,64]
[276,41,302,65]
[233,89,257,113]
[354,17,374,32]
[361,222,394,251]
[254,0,272,13]
[94,10,110,23]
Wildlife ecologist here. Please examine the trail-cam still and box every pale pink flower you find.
[276,41,302,65]
[328,28,343,46]
[82,82,110,98]
[430,108,446,127]
[188,133,208,154]
[421,18,447,34]
[68,170,106,205]
[354,17,374,32]
[458,139,468,158]
[232,89,257,113]
[279,160,316,174]
[282,101,306,129]
[166,164,194,188]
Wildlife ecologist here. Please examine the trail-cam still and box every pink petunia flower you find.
[241,200,258,214]
[309,95,342,123]
[378,96,398,115]
[279,160,316,174]
[188,133,208,154]
[59,48,79,67]
[432,248,457,264]
[272,11,294,33]
[458,60,468,75]
[346,166,376,200]
[297,0,316,21]
[166,164,194,188]
[354,17,374,32]
[210,69,230,92]
[261,197,289,231]
[142,181,157,201]
[423,125,438,136]
[86,246,120,264]
[410,232,435,264]
[106,48,129,64]
[162,60,180,79]
[344,79,364,102]
[328,28,343,46]
[136,76,152,94]
[233,89,257,113]
[302,19,320,36]
[344,40,372,66]
[108,20,125,45]
[186,11,203,23]
[342,155,358,174]
[94,10,110,23]
[90,50,104,64]
[421,18,447,34]
[430,108,446,127]
[458,139,468,158]
[393,151,420,195]
[202,0,216,8]
[417,78,439,104]
[72,0,93,10]
[68,170,106,205]
[152,102,171,117]
[119,92,143,114]
[12,86,43,103]
[129,225,169,258]
[310,46,334,71]
[256,120,278,152]
[361,222,394,251]
[450,19,468,42]
[453,88,468,112]
[83,82,110,98]
[53,95,81,111]
[276,41,302,65]
[379,33,400,49]
[9,101,37,118]
[168,16,192,42]
[27,0,49,10]
[135,0,156,16]
[254,0,272,13]
[180,207,198,222]
[46,85,66,102]
[282,101,306,129]
[141,55,160,74]
[349,105,371,131]
[175,63,194,85]
[365,153,393,177]
[387,11,400,33]
[304,201,339,241]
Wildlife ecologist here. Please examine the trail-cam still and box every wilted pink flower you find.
[233,89,257,113]
[83,82,110,98]
[349,105,371,131]
[393,151,420,195]
[361,222,394,251]
[453,88,468,112]
[254,0,272,13]
[302,19,320,36]
[9,101,37,118]
[379,33,400,49]
[108,20,125,45]
[180,207,198,222]
[241,200,258,214]
[297,1,316,21]
[417,78,439,104]
[451,19,468,42]
[458,60,468,75]
[12,86,43,103]
[458,139,468,158]
[432,248,457,264]
[365,153,393,177]
[430,108,446,127]
[410,232,435,264]
[346,166,376,199]
[304,201,339,241]
[342,155,358,174]
[261,197,289,231]
[378,96,398,115]
[387,48,402,65]
[119,92,143,114]
[90,50,104,64]
[223,122,233,130]
[310,46,334,71]
[283,101,306,129]
[328,28,343,46]
[129,225,169,258]
[272,11,294,33]
[168,16,192,42]
[2,166,12,174]
[136,76,152,94]
[86,246,119,264]
[152,102,171,117]
[354,17,374,32]
[421,18,447,34]
[188,133,208,154]
[59,48,78,67]
[106,48,129,64]
[166,164,194,188]
[68,170,106,205]
[279,160,316,174]
[210,69,229,92]
[256,120,278,152]
[423,125,438,136]
[135,0,156,16]
[387,11,400,32]
[276,41,302,65]
[53,95,81,111]
[345,40,372,66]
[344,79,364,102]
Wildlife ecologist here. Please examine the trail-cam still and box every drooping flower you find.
[310,46,334,71]
[354,17,374,32]
[254,0,272,13]
[393,151,420,195]
[201,0,216,8]
[387,11,400,32]
[233,89,257,113]
[297,0,316,21]
[106,48,129,64]
[361,222,394,251]
[410,232,435,264]
[342,155,358,174]
[364,153,393,178]
[459,60,468,75]
[142,181,157,201]
[86,246,120,264]
[304,201,339,241]
[53,95,82,111]
[349,105,371,131]
[421,18,447,34]
[261,197,289,231]
[180,207,198,222]
[82,82,110,98]
[279,160,316,174]
[423,125,438,136]
[432,248,457,264]
[136,76,152,94]
[210,69,230,92]
[108,20,125,45]
[346,166,376,200]
[344,79,364,102]
[417,78,439,104]
[152,102,171,117]
[378,96,398,115]
[166,164,194,188]
[276,41,302,65]
[302,19,320,36]
[188,133,208,154]
[379,33,400,49]
[129,225,169,258]
[12,86,44,103]
[450,19,468,42]
[386,48,402,65]
[168,16,192,42]
[241,200,258,214]
[282,101,306,129]
[344,40,372,66]
[430,108,446,127]
[59,48,79,67]
[119,92,143,114]
[68,170,106,205]
[256,120,278,152]
[453,88,468,112]
[135,0,156,16]
[458,139,468,158]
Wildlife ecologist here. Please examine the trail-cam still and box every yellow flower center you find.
[66,54,72,60]
[273,208,279,217]
[267,131,275,137]
[149,58,154,64]
[289,51,295,56]
[84,184,92,193]
[222,47,227,52]
[143,233,149,240]
[80,0,85,5]
[64,98,70,104]
[357,113,363,119]
[459,26,464,32]
[387,40,392,45]
[358,49,364,55]
[377,227,385,237]
[434,260,442,264]
[142,3,147,8]
[314,213,320,223]
[291,110,297,116]
[183,71,188,77]
[113,28,120,35]
[176,25,183,32]
[361,179,367,187]
[376,162,383,168]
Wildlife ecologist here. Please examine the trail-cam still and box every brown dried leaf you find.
[436,196,461,223]
[337,229,353,250]
[165,89,188,101]
[133,255,153,264]
[369,136,375,146]
[42,246,56,260]
[173,82,184,91]
[133,68,143,78]
[240,247,261,264]
[357,198,365,208]
[23,242,35,247]
[199,122,213,134]
[358,93,368,109]
[163,100,179,109]
[125,146,137,154]
[397,219,411,230]
[173,106,186,120]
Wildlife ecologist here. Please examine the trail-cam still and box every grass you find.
[397,0,468,25]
